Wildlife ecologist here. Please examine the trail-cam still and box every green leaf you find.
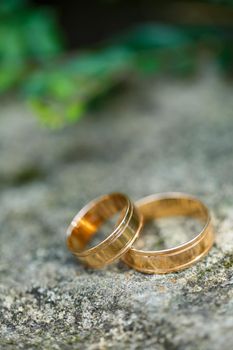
[0,3,63,92]
[116,24,190,50]
[0,0,27,15]
[29,98,85,128]
[24,46,136,126]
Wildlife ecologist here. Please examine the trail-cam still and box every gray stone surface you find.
[0,71,233,350]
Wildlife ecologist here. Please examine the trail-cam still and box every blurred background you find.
[1,0,233,126]
[1,2,233,349]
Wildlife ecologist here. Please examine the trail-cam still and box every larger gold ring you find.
[122,193,214,274]
[66,193,142,268]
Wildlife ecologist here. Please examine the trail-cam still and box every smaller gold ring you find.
[66,193,142,268]
[122,193,214,274]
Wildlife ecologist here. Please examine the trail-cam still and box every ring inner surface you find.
[68,194,128,253]
[135,197,208,251]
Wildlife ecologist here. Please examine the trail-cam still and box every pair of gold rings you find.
[66,192,214,274]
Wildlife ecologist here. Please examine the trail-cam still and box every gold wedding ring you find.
[66,193,142,268]
[122,193,214,274]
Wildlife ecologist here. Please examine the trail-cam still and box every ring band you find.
[66,193,142,268]
[122,193,214,274]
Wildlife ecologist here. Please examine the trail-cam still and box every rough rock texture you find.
[0,71,233,350]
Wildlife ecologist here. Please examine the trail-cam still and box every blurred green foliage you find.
[25,25,232,127]
[0,0,232,127]
[24,48,135,126]
[0,0,62,93]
